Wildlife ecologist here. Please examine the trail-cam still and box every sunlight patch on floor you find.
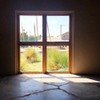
[23,74,100,83]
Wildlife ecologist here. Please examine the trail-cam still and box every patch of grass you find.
[47,48,68,71]
[20,60,42,72]
[20,47,69,72]
[20,47,42,72]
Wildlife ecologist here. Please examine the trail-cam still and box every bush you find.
[25,47,40,63]
[47,48,68,71]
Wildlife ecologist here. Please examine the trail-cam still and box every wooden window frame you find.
[15,11,74,74]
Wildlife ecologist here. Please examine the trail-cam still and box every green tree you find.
[20,32,28,41]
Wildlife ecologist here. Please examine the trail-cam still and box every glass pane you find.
[20,46,42,72]
[47,16,69,42]
[20,16,42,42]
[47,46,69,72]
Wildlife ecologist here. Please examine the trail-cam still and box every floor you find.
[0,74,100,100]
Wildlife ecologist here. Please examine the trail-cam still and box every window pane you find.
[47,16,69,42]
[20,16,42,42]
[20,46,42,72]
[47,46,69,72]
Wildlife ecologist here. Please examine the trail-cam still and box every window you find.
[16,11,73,73]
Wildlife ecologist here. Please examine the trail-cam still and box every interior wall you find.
[0,0,100,76]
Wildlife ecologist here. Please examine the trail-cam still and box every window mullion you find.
[43,15,47,73]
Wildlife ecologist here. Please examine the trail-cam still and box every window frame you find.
[15,11,74,74]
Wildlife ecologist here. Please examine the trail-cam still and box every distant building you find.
[47,32,69,41]
[61,32,69,41]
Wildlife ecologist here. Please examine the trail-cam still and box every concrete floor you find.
[0,74,100,100]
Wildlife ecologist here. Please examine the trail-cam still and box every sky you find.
[20,15,69,36]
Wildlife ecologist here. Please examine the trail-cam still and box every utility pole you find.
[21,24,25,41]
[60,24,62,40]
[36,16,39,40]
[34,24,37,41]
[47,22,51,41]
